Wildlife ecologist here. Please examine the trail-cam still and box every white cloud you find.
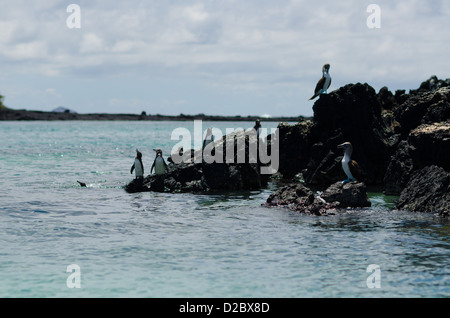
[79,33,105,54]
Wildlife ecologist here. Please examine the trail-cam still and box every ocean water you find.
[0,120,448,298]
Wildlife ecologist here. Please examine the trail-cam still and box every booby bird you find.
[130,149,144,180]
[309,64,331,100]
[337,142,362,184]
[151,149,168,175]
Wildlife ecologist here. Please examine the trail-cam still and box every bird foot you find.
[341,178,355,184]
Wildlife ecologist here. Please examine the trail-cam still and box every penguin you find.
[202,128,215,150]
[151,149,168,175]
[309,64,331,100]
[77,181,86,187]
[253,119,261,139]
[130,149,144,180]
[337,142,362,184]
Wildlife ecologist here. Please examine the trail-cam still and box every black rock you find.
[394,86,450,138]
[303,83,397,187]
[383,140,414,195]
[320,181,371,208]
[383,121,450,195]
[397,165,450,215]
[264,181,370,215]
[277,121,313,179]
[124,129,271,193]
[408,121,450,171]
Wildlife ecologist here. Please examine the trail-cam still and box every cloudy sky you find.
[0,0,449,117]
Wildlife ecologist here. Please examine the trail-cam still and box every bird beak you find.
[337,143,344,149]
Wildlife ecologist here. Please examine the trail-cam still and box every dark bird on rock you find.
[337,142,362,184]
[309,63,331,100]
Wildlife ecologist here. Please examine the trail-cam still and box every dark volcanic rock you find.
[264,181,371,215]
[383,140,414,195]
[408,121,450,171]
[264,183,338,216]
[303,83,397,187]
[277,121,313,179]
[394,86,450,138]
[125,129,270,193]
[397,166,450,215]
[383,121,450,195]
[409,76,450,96]
[320,181,371,208]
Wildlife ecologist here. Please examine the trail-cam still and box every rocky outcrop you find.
[277,121,313,179]
[125,129,271,193]
[408,121,450,171]
[320,181,371,208]
[264,181,370,215]
[383,140,414,195]
[397,166,450,216]
[383,121,450,195]
[394,86,450,138]
[302,83,398,187]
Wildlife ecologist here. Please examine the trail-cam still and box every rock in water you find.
[304,83,397,187]
[397,165,450,215]
[124,129,270,193]
[320,181,371,208]
[264,181,371,215]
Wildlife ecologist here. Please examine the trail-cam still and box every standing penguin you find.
[130,149,144,180]
[253,119,261,139]
[151,149,168,175]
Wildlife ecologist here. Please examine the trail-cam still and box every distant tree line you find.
[0,94,7,109]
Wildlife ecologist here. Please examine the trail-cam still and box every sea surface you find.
[0,121,448,298]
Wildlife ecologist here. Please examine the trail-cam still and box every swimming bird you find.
[130,149,144,180]
[151,149,168,175]
[77,181,86,187]
[309,64,331,100]
[337,142,362,184]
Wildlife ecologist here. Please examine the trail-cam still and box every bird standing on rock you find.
[337,142,362,184]
[151,149,168,175]
[309,64,331,100]
[130,149,144,180]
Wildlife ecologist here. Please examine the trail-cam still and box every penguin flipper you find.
[130,163,135,174]
[151,161,155,174]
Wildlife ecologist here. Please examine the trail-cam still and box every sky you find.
[0,0,449,117]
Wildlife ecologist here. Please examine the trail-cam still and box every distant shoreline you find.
[0,108,306,122]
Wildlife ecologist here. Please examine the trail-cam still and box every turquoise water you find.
[0,121,448,298]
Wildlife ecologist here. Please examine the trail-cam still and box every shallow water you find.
[0,121,448,297]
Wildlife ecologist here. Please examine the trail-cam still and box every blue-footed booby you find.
[309,64,331,100]
[337,142,362,184]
